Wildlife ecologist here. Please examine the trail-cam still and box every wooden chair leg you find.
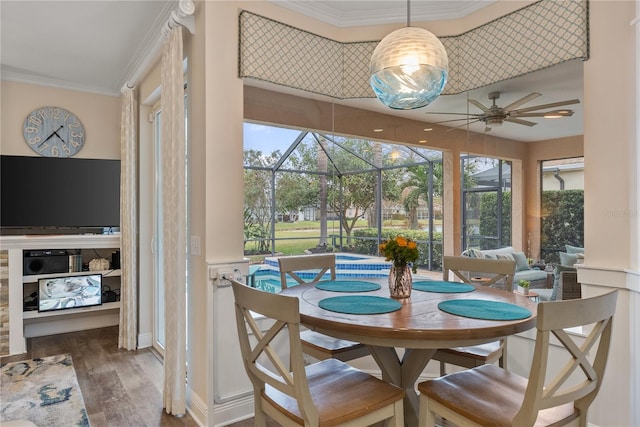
[253,393,267,427]
[419,393,436,427]
[439,361,447,376]
[499,341,508,370]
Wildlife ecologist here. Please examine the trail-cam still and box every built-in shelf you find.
[23,301,120,320]
[2,234,122,353]
[22,269,122,284]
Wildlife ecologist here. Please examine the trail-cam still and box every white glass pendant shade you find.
[370,27,448,110]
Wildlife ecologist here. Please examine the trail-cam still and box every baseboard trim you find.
[137,331,152,349]
[211,394,255,427]
[187,387,207,427]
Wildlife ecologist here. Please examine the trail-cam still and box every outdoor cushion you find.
[496,253,514,261]
[559,252,578,266]
[536,288,554,302]
[514,269,547,283]
[463,247,515,259]
[511,251,530,272]
[565,244,584,254]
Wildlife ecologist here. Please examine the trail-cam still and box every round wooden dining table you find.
[280,279,538,427]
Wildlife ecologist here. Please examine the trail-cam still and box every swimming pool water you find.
[253,253,392,293]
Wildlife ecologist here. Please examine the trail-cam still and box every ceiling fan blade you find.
[505,118,537,127]
[503,92,541,110]
[424,112,482,116]
[468,99,490,112]
[516,110,574,118]
[514,99,581,114]
[433,117,484,124]
[445,119,483,132]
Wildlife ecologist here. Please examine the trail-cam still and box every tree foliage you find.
[402,162,443,229]
[352,228,443,271]
[243,149,278,253]
[479,191,512,249]
[541,189,584,263]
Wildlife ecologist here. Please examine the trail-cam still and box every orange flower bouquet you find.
[379,236,419,273]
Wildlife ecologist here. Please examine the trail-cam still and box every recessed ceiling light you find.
[423,128,433,132]
[418,140,427,144]
[373,128,384,132]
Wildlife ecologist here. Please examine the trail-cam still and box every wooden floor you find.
[1,326,199,427]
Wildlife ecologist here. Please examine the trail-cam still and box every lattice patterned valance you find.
[239,0,588,98]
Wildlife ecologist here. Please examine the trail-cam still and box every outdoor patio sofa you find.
[461,246,548,289]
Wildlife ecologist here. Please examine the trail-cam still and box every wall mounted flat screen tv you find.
[38,273,103,312]
[1,155,120,233]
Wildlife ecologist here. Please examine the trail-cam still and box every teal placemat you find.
[413,281,475,293]
[318,295,402,314]
[438,299,532,320]
[315,280,381,292]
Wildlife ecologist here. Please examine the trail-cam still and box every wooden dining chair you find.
[433,255,517,375]
[278,254,369,362]
[418,290,618,427]
[231,279,405,427]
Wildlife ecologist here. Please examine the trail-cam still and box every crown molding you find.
[268,1,496,27]
[0,67,120,97]
[118,1,178,91]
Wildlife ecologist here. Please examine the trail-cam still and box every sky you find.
[243,123,303,154]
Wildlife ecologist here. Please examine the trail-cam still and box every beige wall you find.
[580,3,638,424]
[1,80,121,159]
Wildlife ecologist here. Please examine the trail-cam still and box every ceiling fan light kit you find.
[369,1,448,110]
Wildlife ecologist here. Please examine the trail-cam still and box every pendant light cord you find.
[406,0,411,27]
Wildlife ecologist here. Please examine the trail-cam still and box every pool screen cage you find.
[243,122,444,271]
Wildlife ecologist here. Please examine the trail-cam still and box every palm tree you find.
[402,163,443,229]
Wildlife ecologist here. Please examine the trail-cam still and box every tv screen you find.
[38,273,103,312]
[1,155,120,232]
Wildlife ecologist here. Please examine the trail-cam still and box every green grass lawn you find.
[246,218,443,260]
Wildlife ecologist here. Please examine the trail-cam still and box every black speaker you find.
[23,254,69,275]
[112,250,120,269]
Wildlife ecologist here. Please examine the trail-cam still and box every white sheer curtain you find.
[119,86,138,350]
[160,25,187,416]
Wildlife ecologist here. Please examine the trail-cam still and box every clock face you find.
[23,106,86,157]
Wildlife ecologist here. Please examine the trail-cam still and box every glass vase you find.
[388,264,412,299]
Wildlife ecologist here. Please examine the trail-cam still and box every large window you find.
[243,123,444,279]
[461,156,512,251]
[540,157,584,264]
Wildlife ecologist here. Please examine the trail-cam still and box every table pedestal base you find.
[368,346,436,427]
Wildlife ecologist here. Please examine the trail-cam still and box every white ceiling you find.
[0,0,174,95]
[0,0,583,142]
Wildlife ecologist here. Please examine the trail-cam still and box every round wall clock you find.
[22,106,86,157]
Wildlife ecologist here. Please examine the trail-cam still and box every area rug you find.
[1,353,90,426]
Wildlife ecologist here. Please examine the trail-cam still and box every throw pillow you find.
[495,253,514,261]
[565,244,585,255]
[559,252,578,266]
[511,251,530,272]
[467,248,483,258]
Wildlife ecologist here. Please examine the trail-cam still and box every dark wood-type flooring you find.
[1,323,452,427]
[1,326,199,427]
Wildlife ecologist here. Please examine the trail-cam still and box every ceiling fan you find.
[427,92,580,132]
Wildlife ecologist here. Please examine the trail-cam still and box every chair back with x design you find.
[278,254,336,289]
[513,290,617,425]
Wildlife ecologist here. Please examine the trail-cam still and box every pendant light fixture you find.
[369,0,449,110]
